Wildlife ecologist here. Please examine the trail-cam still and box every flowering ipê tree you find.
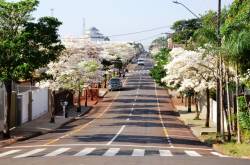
[162,48,217,121]
[37,40,103,114]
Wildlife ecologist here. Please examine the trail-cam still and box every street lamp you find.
[60,100,68,118]
[172,1,200,19]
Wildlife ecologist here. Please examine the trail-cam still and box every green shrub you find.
[237,96,250,142]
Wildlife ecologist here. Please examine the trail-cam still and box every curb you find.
[0,106,93,148]
[172,99,250,160]
[99,90,108,98]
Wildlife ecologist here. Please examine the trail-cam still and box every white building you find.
[84,27,109,42]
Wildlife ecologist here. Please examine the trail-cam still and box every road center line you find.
[106,125,126,145]
[44,77,129,146]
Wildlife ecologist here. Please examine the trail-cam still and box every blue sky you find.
[31,0,233,47]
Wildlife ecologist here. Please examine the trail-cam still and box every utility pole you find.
[216,0,222,137]
[82,18,86,37]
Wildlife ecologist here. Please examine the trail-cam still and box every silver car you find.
[108,78,122,91]
[137,59,145,65]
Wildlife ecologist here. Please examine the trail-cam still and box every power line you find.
[135,33,165,42]
[62,25,171,40]
[107,25,171,38]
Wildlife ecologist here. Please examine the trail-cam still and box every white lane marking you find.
[184,150,202,157]
[44,84,122,145]
[106,125,126,145]
[211,152,229,157]
[132,149,145,156]
[44,148,70,157]
[154,81,174,148]
[5,144,213,151]
[103,148,120,156]
[0,150,21,157]
[159,150,173,156]
[14,148,46,158]
[74,148,96,156]
[129,113,132,116]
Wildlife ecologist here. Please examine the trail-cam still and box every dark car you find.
[108,78,122,91]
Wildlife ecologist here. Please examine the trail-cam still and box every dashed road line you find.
[106,125,126,145]
[44,78,127,145]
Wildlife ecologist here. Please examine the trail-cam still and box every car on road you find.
[137,59,145,65]
[108,78,122,91]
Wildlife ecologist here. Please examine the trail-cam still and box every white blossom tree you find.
[37,41,103,116]
[162,48,217,123]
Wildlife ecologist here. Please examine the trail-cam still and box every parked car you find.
[137,59,145,65]
[108,78,122,91]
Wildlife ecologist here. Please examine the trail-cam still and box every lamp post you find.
[172,1,200,19]
[60,100,68,118]
[173,0,225,139]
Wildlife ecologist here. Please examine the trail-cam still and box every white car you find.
[137,59,145,65]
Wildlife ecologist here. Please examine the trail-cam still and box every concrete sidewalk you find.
[171,93,216,140]
[0,106,91,147]
[0,88,109,147]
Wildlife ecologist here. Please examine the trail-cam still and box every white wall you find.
[18,88,48,124]
[32,88,48,120]
[20,92,29,124]
[210,99,228,131]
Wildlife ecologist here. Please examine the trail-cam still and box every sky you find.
[31,0,233,48]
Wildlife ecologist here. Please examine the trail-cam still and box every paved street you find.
[0,57,248,165]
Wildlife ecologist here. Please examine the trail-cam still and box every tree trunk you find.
[3,80,12,138]
[216,59,221,136]
[188,95,192,113]
[226,69,232,136]
[50,90,55,123]
[224,106,231,141]
[85,89,88,107]
[90,88,93,101]
[220,57,224,139]
[104,74,107,88]
[236,64,241,143]
[77,87,82,112]
[205,88,210,127]
[194,96,200,120]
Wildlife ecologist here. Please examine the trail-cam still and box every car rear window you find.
[110,79,120,84]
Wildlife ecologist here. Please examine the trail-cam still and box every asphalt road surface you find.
[0,56,249,165]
